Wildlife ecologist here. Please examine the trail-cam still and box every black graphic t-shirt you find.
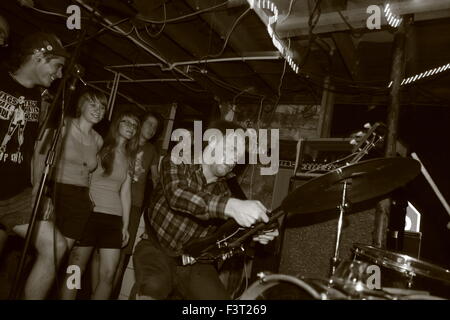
[0,71,41,200]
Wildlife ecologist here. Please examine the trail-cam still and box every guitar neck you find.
[227,206,285,248]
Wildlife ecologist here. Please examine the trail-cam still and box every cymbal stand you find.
[330,180,349,278]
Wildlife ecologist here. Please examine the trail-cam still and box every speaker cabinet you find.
[277,177,375,279]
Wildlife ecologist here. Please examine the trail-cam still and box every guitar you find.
[349,122,386,164]
[182,123,386,265]
[183,207,283,264]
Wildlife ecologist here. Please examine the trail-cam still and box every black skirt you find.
[53,183,93,240]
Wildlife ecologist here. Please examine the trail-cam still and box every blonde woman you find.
[61,111,140,300]
[53,89,106,250]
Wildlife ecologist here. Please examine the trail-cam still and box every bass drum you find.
[239,274,347,300]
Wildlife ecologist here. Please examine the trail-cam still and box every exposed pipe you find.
[107,63,165,69]
[167,54,282,69]
[104,68,133,81]
[74,0,193,81]
[106,54,282,69]
[86,82,146,110]
[89,78,194,84]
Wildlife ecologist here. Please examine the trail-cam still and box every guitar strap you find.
[225,175,247,200]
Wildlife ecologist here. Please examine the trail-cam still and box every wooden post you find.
[373,17,409,248]
[317,75,335,138]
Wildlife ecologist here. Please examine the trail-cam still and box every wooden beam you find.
[156,2,275,100]
[183,0,281,96]
[331,32,360,80]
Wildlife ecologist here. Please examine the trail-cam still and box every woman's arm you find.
[120,172,132,246]
[150,163,159,187]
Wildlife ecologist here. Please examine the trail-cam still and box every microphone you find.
[69,64,86,91]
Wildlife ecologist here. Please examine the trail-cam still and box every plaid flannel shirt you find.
[147,155,234,255]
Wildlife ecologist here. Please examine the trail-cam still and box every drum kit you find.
[240,157,450,300]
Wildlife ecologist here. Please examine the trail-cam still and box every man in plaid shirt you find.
[131,120,278,299]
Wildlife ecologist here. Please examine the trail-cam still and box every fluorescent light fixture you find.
[248,0,300,74]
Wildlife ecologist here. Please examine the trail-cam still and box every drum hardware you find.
[240,271,394,300]
[282,157,421,283]
[330,260,397,300]
[240,249,449,300]
[240,157,450,300]
[330,179,350,278]
[245,156,450,300]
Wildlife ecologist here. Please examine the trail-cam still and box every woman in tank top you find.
[53,89,106,250]
[60,110,140,300]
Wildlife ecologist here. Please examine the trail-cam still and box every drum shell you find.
[239,275,347,300]
[353,249,450,299]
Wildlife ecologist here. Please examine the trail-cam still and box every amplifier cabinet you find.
[277,177,375,278]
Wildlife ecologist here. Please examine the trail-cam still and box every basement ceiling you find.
[1,0,450,118]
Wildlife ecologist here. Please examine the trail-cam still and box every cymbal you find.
[282,157,420,215]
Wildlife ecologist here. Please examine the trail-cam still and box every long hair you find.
[99,111,140,177]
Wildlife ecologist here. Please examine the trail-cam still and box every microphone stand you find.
[9,26,90,300]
